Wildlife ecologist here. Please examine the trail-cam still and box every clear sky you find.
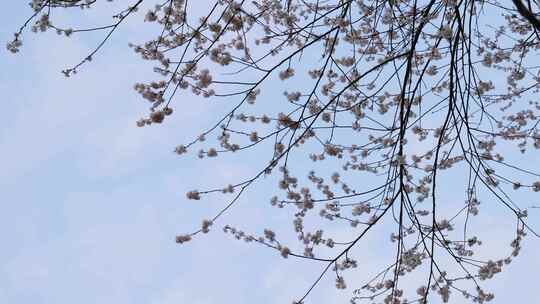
[1,2,539,304]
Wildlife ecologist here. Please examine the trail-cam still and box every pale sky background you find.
[1,2,539,304]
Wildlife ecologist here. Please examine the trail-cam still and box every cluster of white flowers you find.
[263,229,276,241]
[206,148,218,157]
[186,190,200,200]
[279,68,295,80]
[174,145,187,155]
[31,14,50,33]
[351,203,371,216]
[532,181,540,192]
[399,249,425,273]
[279,246,290,258]
[246,88,260,104]
[201,219,212,233]
[175,234,192,244]
[222,184,234,194]
[335,276,346,289]
[196,69,212,88]
[478,260,502,280]
[6,37,22,53]
[437,285,450,303]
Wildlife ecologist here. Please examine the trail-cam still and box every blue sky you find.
[1,2,539,304]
